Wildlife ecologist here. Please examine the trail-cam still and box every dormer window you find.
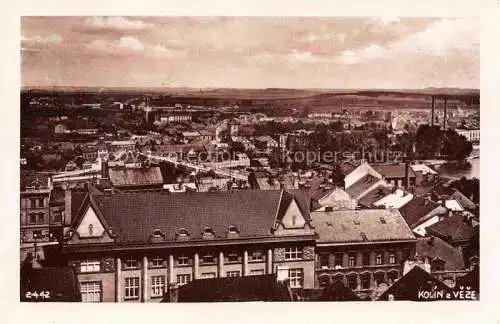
[152,229,164,237]
[202,227,215,240]
[227,225,239,238]
[176,228,190,241]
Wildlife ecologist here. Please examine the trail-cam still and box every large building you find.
[62,189,317,302]
[311,209,417,299]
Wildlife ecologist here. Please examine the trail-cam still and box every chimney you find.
[64,189,72,226]
[442,97,448,130]
[431,96,435,126]
[101,159,109,179]
[168,283,179,302]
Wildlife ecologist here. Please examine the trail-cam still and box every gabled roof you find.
[378,266,451,301]
[109,167,164,187]
[426,215,475,244]
[372,163,416,179]
[311,209,415,244]
[398,197,443,228]
[416,237,465,271]
[20,266,81,302]
[345,174,380,199]
[170,274,292,302]
[72,190,311,243]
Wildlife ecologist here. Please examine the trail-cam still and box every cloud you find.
[76,16,152,34]
[22,34,63,45]
[119,36,144,51]
[333,17,479,65]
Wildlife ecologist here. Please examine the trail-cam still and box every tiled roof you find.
[426,216,475,243]
[345,174,380,199]
[89,190,298,243]
[20,266,81,302]
[109,167,163,187]
[311,209,415,244]
[372,163,416,179]
[398,197,443,228]
[171,274,292,302]
[416,237,465,271]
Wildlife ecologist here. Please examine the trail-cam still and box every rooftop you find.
[398,197,444,228]
[345,174,380,199]
[168,274,292,302]
[311,209,415,244]
[426,215,476,244]
[372,163,416,179]
[109,167,164,187]
[416,236,465,271]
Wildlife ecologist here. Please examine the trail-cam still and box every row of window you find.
[80,251,269,273]
[318,251,399,268]
[24,198,46,209]
[80,270,269,302]
[319,271,400,291]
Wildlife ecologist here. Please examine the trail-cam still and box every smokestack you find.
[442,97,448,130]
[64,189,72,226]
[431,96,435,126]
[101,159,109,179]
[404,161,409,190]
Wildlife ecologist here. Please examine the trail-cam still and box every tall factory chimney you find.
[442,97,448,130]
[431,96,435,126]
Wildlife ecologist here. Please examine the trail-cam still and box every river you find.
[436,146,480,180]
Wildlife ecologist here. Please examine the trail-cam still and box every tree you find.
[441,129,473,162]
[415,125,442,159]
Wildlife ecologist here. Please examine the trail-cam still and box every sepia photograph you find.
[19,16,480,303]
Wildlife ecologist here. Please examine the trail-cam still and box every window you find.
[30,198,37,208]
[374,272,385,286]
[202,227,215,239]
[177,255,189,266]
[88,224,94,236]
[347,274,358,290]
[288,269,303,288]
[201,272,217,279]
[38,213,45,224]
[125,277,140,300]
[284,247,303,260]
[362,252,371,266]
[151,257,164,268]
[53,212,61,223]
[319,253,330,268]
[375,253,383,265]
[81,281,101,302]
[29,213,37,224]
[80,260,100,273]
[292,215,297,226]
[227,252,239,263]
[38,198,44,208]
[389,253,396,264]
[177,229,189,237]
[151,276,165,298]
[228,225,239,234]
[227,271,240,277]
[202,254,215,264]
[348,254,356,267]
[124,259,139,269]
[361,273,371,289]
[250,269,265,276]
[334,253,344,267]
[251,250,264,261]
[177,274,191,286]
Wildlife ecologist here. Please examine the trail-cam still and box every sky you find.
[21,16,479,89]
